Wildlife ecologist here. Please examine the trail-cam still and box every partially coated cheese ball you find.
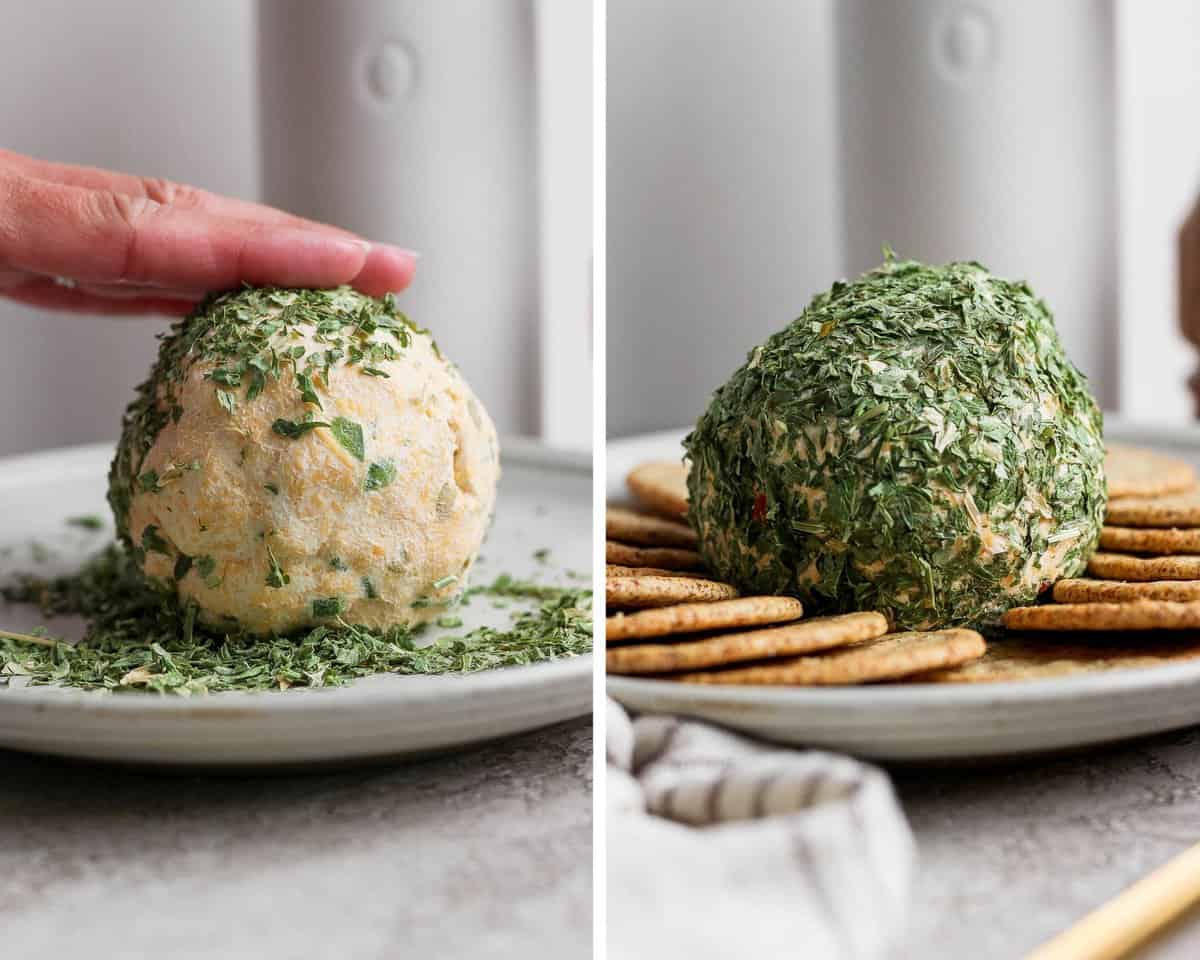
[685,257,1106,630]
[109,286,499,635]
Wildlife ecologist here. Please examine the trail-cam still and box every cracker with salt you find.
[1003,600,1200,631]
[606,540,703,571]
[627,461,689,520]
[606,612,888,674]
[917,634,1200,683]
[1100,526,1200,555]
[606,505,698,548]
[1105,444,1197,500]
[670,629,984,685]
[1106,487,1200,528]
[606,596,803,642]
[1088,552,1200,581]
[1053,578,1200,603]
[606,575,739,609]
[607,564,703,579]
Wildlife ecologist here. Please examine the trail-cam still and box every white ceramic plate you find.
[0,439,592,767]
[608,418,1200,761]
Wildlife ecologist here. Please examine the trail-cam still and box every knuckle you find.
[139,176,206,211]
[138,176,177,205]
[0,174,26,251]
[105,192,162,282]
[108,191,160,230]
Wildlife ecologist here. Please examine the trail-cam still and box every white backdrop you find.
[607,0,842,437]
[0,2,257,456]
[608,0,1200,436]
[0,0,592,456]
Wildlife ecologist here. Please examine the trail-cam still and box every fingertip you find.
[230,230,370,290]
[308,235,374,283]
[349,244,419,298]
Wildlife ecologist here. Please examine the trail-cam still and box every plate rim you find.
[606,653,1200,707]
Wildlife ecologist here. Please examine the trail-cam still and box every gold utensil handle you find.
[1027,841,1200,960]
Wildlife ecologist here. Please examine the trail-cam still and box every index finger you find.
[0,149,356,240]
[2,176,418,295]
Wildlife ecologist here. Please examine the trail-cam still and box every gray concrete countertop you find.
[0,716,592,960]
[893,726,1200,959]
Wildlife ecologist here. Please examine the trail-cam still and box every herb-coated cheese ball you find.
[108,286,499,635]
[685,257,1106,630]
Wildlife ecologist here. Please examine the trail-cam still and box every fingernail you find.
[370,243,420,261]
[322,236,370,255]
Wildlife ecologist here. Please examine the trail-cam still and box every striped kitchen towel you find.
[607,698,914,960]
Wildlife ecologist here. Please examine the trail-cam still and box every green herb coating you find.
[265,544,290,589]
[329,417,365,461]
[684,256,1106,629]
[272,417,329,439]
[364,459,397,492]
[108,285,429,547]
[311,596,345,619]
[103,284,499,636]
[141,525,171,556]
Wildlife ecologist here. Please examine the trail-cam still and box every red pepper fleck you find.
[752,492,768,523]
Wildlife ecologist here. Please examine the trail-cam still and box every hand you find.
[1181,191,1200,412]
[0,149,417,316]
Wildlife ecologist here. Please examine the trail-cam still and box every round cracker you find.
[1053,578,1200,603]
[606,541,703,571]
[1099,525,1200,555]
[671,629,984,685]
[1003,600,1200,631]
[606,596,803,642]
[606,612,888,674]
[606,576,739,609]
[1106,487,1200,527]
[607,564,706,579]
[626,461,689,520]
[1088,552,1200,581]
[916,634,1200,683]
[1105,444,1197,499]
[606,505,698,548]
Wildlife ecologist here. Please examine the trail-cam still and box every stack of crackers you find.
[608,445,1200,686]
[606,462,987,686]
[998,444,1200,629]
[927,444,1200,683]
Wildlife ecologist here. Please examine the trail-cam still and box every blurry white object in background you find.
[259,0,586,442]
[536,0,593,450]
[607,0,1200,436]
[837,0,1119,409]
[606,0,842,437]
[1115,0,1200,423]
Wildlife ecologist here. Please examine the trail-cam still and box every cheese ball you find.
[108,286,499,635]
[685,257,1106,630]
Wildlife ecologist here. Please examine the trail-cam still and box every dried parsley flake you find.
[364,459,396,491]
